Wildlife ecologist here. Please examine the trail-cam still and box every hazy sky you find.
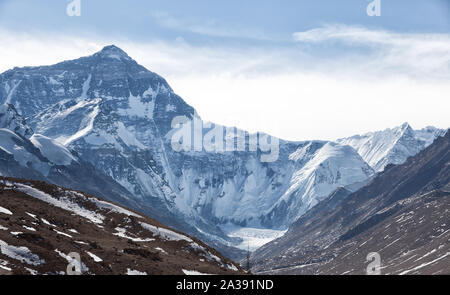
[0,0,449,140]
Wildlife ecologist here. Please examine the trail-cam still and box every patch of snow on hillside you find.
[86,251,103,262]
[182,269,212,275]
[126,268,147,275]
[15,183,104,224]
[113,227,155,242]
[92,198,142,218]
[54,230,72,238]
[0,239,45,265]
[139,222,193,242]
[0,206,12,215]
[155,247,167,254]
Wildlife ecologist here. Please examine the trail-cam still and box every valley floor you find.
[221,224,287,251]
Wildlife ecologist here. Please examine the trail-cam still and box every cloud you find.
[150,11,272,40]
[293,25,450,80]
[0,26,448,141]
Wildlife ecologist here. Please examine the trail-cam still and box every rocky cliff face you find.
[0,104,33,138]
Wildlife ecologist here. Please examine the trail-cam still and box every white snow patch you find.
[113,227,155,242]
[182,269,212,275]
[0,206,12,215]
[15,183,104,224]
[86,251,103,262]
[126,268,147,275]
[41,218,57,227]
[54,230,73,238]
[155,247,167,254]
[92,199,142,218]
[0,265,11,271]
[189,242,224,265]
[60,105,99,146]
[0,259,12,271]
[227,264,239,271]
[22,226,36,232]
[0,239,45,265]
[399,252,450,275]
[26,212,38,219]
[25,267,38,275]
[139,222,192,242]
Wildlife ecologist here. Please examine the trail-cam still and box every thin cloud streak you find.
[293,25,450,80]
[150,11,274,41]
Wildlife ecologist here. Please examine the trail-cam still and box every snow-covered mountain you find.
[251,130,450,275]
[259,142,373,227]
[337,123,445,172]
[0,104,152,220]
[0,45,443,255]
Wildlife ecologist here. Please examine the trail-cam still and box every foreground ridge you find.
[0,177,243,275]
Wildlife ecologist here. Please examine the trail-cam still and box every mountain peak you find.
[94,45,131,61]
[400,122,412,130]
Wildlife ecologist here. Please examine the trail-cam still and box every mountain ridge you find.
[0,176,243,275]
[337,122,446,172]
[0,45,446,258]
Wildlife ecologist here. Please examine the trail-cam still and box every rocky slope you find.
[0,177,243,275]
[251,130,450,275]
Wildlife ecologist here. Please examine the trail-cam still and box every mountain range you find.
[251,130,449,274]
[0,45,446,259]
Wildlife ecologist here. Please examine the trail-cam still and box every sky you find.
[0,0,449,141]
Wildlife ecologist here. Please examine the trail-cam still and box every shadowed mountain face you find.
[0,177,243,275]
[251,130,450,275]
